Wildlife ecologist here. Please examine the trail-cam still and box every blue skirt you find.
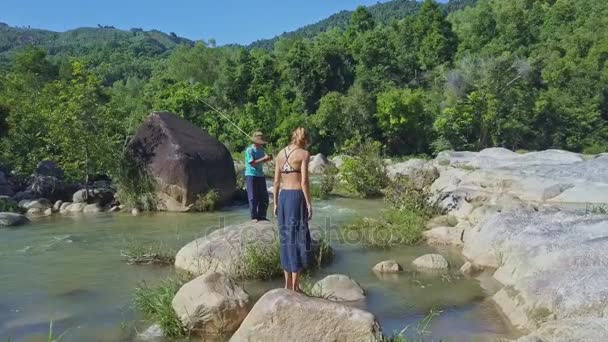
[278,189,311,272]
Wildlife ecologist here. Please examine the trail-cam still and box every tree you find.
[375,88,433,154]
[346,6,376,40]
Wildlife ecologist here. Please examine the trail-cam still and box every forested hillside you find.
[0,23,193,56]
[249,0,477,49]
[0,0,607,181]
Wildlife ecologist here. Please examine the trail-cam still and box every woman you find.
[273,127,313,291]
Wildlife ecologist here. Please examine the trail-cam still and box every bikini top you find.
[281,147,301,174]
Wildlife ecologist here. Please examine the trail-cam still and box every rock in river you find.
[230,289,382,342]
[0,212,29,227]
[172,272,249,336]
[175,220,329,278]
[126,112,236,211]
[372,260,403,273]
[311,274,366,301]
[308,153,333,174]
[412,254,449,271]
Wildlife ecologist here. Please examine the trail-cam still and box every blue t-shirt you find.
[245,145,265,177]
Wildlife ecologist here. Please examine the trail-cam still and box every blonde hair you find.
[290,126,309,148]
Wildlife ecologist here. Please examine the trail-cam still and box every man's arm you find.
[249,149,272,166]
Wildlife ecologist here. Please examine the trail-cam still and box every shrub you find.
[340,141,388,198]
[384,175,441,219]
[115,152,158,211]
[343,209,426,248]
[311,238,334,269]
[582,141,608,155]
[191,189,219,212]
[320,166,338,194]
[242,240,282,280]
[134,276,190,338]
[0,197,23,213]
[121,237,176,265]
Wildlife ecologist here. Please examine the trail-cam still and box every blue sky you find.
[0,0,447,45]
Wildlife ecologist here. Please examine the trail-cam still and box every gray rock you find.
[0,212,29,227]
[72,188,114,206]
[126,112,236,211]
[172,272,250,336]
[59,202,72,213]
[35,160,64,179]
[19,199,52,210]
[82,203,102,213]
[175,220,329,278]
[26,207,51,216]
[463,209,608,337]
[423,226,464,246]
[137,324,163,341]
[386,159,439,190]
[61,202,86,213]
[459,262,479,276]
[52,200,63,212]
[432,148,608,205]
[27,174,66,201]
[308,153,333,174]
[312,274,365,301]
[412,254,448,270]
[372,260,402,273]
[230,289,382,342]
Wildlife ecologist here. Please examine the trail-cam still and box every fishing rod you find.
[197,96,251,139]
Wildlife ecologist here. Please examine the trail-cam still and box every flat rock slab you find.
[172,272,249,336]
[230,289,382,342]
[463,209,608,339]
[0,212,29,227]
[423,226,464,246]
[312,274,366,301]
[372,260,402,273]
[412,254,448,270]
[175,220,328,278]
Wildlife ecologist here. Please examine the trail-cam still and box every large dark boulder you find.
[0,170,13,197]
[126,112,236,211]
[35,160,65,179]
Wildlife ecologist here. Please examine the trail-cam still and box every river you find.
[0,196,514,341]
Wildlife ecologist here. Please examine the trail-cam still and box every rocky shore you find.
[394,148,608,341]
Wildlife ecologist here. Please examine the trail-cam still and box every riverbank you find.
[0,197,514,341]
[411,148,608,341]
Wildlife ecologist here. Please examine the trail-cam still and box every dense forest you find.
[0,0,607,181]
[248,0,477,49]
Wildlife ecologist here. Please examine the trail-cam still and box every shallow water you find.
[0,197,514,341]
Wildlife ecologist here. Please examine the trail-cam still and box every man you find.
[245,132,272,221]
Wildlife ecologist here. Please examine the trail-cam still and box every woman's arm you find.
[272,151,281,216]
[300,151,312,220]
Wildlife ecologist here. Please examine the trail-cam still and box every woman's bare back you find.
[275,145,310,190]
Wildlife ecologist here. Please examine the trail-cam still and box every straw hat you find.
[251,131,267,145]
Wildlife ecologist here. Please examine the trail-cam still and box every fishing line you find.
[197,97,251,139]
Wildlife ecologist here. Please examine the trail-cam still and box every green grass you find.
[120,237,176,265]
[384,175,442,219]
[191,189,220,212]
[585,203,608,215]
[381,308,443,342]
[311,183,330,200]
[241,237,334,279]
[134,275,191,338]
[343,209,427,248]
[242,240,283,280]
[0,197,23,213]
